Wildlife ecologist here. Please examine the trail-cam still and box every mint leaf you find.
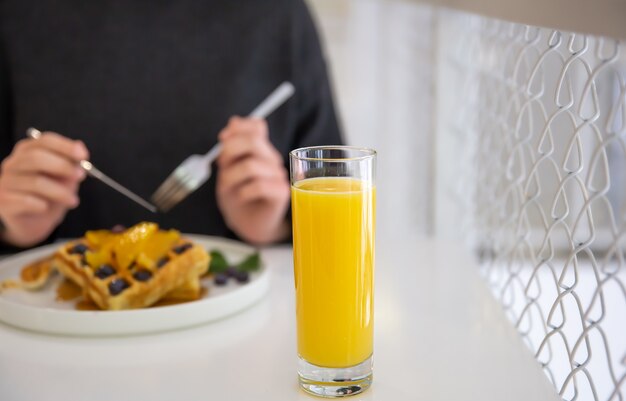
[209,250,229,273]
[237,252,261,272]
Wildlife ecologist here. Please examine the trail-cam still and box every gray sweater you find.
[0,0,341,243]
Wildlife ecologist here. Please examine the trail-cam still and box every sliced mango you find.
[82,223,177,272]
[85,230,120,248]
[135,252,155,269]
[142,229,180,261]
[113,222,158,270]
[85,249,112,269]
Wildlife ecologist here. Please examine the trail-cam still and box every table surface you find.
[0,238,560,401]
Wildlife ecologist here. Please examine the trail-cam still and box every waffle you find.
[0,255,56,292]
[52,223,210,310]
[20,255,56,290]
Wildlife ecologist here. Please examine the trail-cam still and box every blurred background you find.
[307,0,435,242]
[307,1,626,400]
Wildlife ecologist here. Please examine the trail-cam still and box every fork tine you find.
[157,183,192,212]
[152,173,195,211]
[157,171,212,211]
[152,182,176,209]
[152,180,178,206]
[151,182,171,204]
[152,184,175,209]
[159,181,191,212]
[160,170,208,211]
[152,170,184,203]
[152,169,189,205]
[153,181,184,210]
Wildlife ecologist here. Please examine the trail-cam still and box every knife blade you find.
[26,128,157,213]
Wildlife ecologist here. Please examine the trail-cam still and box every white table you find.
[0,239,560,401]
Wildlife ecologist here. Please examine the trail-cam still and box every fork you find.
[151,81,295,212]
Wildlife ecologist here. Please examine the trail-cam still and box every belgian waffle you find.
[53,223,210,310]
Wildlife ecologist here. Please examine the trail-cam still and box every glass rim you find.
[289,145,377,162]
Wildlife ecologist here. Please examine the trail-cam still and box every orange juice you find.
[291,177,375,368]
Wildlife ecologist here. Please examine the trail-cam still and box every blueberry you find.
[133,269,152,282]
[225,267,238,278]
[172,243,193,254]
[156,256,170,268]
[234,270,249,283]
[214,273,228,286]
[110,224,126,233]
[108,279,130,296]
[95,264,116,279]
[69,243,89,255]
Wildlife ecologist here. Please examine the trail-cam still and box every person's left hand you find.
[216,116,291,245]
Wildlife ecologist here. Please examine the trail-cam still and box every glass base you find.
[298,355,373,398]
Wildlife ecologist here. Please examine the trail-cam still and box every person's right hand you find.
[0,132,89,247]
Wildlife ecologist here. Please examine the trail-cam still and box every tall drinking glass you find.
[289,146,376,398]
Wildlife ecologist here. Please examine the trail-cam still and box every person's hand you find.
[0,132,89,247]
[216,117,291,245]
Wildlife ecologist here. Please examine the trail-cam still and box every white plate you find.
[0,235,269,336]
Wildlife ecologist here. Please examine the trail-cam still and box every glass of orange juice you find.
[289,146,376,397]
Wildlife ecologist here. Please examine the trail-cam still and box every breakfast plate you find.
[0,235,269,336]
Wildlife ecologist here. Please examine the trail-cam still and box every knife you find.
[26,127,157,213]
